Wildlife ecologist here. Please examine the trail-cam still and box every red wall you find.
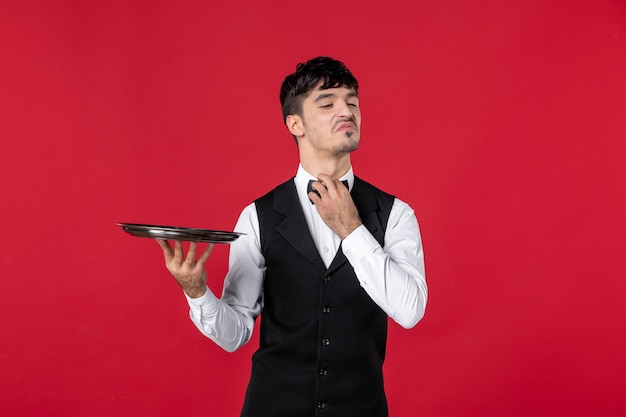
[1,1,626,416]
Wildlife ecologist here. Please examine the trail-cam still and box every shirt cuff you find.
[342,224,381,261]
[184,286,218,309]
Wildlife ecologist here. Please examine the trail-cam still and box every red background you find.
[1,1,626,416]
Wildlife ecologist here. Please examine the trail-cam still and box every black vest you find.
[241,176,395,417]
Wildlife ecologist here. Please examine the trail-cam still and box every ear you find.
[286,114,304,138]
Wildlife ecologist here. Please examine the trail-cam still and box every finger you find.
[186,241,198,263]
[311,180,329,197]
[316,174,338,195]
[197,243,215,265]
[173,240,184,261]
[317,173,332,184]
[156,239,174,259]
[309,190,323,205]
[326,179,340,192]
[333,179,350,196]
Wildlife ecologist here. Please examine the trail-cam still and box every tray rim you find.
[116,222,245,243]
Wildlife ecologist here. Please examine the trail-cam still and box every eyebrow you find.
[313,91,359,102]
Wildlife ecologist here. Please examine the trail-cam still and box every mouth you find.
[334,120,357,132]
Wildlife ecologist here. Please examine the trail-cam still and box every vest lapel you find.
[273,180,327,271]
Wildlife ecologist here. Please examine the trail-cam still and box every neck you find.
[300,153,351,179]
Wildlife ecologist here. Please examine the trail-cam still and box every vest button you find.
[322,306,331,314]
[317,401,327,409]
[322,338,330,346]
[319,368,328,376]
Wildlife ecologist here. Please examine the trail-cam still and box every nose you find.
[336,100,353,117]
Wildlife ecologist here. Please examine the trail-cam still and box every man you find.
[157,56,427,417]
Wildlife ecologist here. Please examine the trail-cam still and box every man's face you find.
[297,84,361,156]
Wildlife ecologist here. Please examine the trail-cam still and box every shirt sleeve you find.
[185,202,265,352]
[341,198,427,329]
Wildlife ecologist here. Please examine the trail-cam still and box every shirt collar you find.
[295,164,354,193]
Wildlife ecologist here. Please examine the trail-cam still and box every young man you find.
[157,56,427,417]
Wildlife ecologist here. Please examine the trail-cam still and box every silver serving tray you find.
[117,222,244,244]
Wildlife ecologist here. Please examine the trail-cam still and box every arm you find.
[309,174,427,329]
[342,199,427,329]
[157,203,265,352]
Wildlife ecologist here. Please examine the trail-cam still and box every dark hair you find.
[280,56,359,123]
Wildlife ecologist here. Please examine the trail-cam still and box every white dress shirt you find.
[185,165,427,352]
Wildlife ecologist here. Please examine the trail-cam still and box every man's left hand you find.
[309,173,362,239]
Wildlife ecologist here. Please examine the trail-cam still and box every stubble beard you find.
[331,131,360,156]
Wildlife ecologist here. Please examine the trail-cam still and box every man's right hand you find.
[156,240,215,298]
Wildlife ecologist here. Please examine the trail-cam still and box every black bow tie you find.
[307,179,349,204]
